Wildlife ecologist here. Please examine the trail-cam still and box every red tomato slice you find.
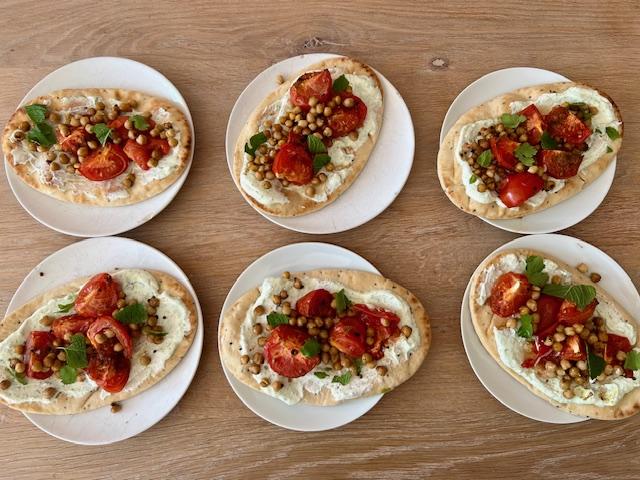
[328,93,367,137]
[498,172,544,208]
[123,139,151,170]
[535,294,564,338]
[561,335,587,361]
[490,137,519,170]
[272,142,313,185]
[545,106,591,145]
[522,337,557,368]
[519,104,545,145]
[86,353,130,393]
[604,333,633,363]
[557,299,598,325]
[489,272,530,317]
[79,143,129,181]
[263,325,320,378]
[52,315,94,339]
[108,115,130,141]
[295,289,336,318]
[329,317,367,357]
[87,316,133,359]
[56,127,89,153]
[147,138,171,156]
[539,150,583,179]
[289,69,333,110]
[353,304,400,359]
[75,273,121,318]
[24,331,55,380]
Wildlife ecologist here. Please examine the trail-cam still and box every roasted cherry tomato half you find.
[24,331,55,380]
[86,353,130,393]
[108,115,130,141]
[539,150,583,179]
[561,335,587,361]
[289,69,333,111]
[519,104,545,145]
[498,172,544,208]
[545,106,591,145]
[75,273,121,318]
[534,294,564,338]
[56,127,89,153]
[557,299,598,325]
[87,316,133,359]
[353,304,400,359]
[329,316,367,357]
[490,137,519,170]
[272,142,314,185]
[489,272,530,317]
[263,325,320,378]
[295,289,336,318]
[147,138,171,156]
[328,94,367,137]
[79,143,129,181]
[521,337,557,368]
[604,334,633,363]
[52,314,94,340]
[123,139,152,170]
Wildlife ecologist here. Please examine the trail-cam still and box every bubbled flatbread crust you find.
[469,249,640,420]
[219,270,430,406]
[233,57,383,217]
[437,82,623,219]
[0,270,197,415]
[1,88,192,206]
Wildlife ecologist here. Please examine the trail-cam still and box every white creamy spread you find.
[475,253,640,407]
[237,276,418,405]
[9,98,182,202]
[455,86,620,208]
[0,269,191,406]
[240,70,383,206]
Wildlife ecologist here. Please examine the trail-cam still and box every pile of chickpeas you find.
[241,271,414,386]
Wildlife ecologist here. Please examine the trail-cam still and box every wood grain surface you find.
[1,1,639,478]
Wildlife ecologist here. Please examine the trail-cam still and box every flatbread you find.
[438,82,623,219]
[0,270,197,414]
[233,57,383,217]
[469,249,640,419]
[219,269,430,405]
[1,88,192,206]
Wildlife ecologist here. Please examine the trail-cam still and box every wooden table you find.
[1,1,639,478]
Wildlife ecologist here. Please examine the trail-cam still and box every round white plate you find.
[461,233,640,423]
[440,67,616,234]
[218,242,382,431]
[4,57,195,237]
[6,237,203,444]
[225,53,414,234]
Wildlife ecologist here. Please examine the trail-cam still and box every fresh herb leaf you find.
[60,365,77,385]
[587,345,606,380]
[332,74,349,93]
[130,114,149,131]
[60,334,88,369]
[114,303,147,324]
[607,146,613,153]
[244,132,267,156]
[606,126,620,140]
[517,314,534,339]
[540,131,558,150]
[307,135,327,154]
[335,289,352,314]
[26,122,56,147]
[525,255,549,288]
[500,113,526,129]
[24,104,47,124]
[332,371,352,385]
[624,351,640,371]
[469,174,478,184]
[92,123,112,145]
[476,150,493,167]
[515,142,538,166]
[300,338,321,357]
[266,312,289,328]
[353,357,363,375]
[7,367,27,385]
[314,371,328,379]
[542,284,596,310]
[57,301,74,313]
[313,153,331,173]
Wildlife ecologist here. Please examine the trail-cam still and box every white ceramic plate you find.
[440,67,616,234]
[218,242,382,431]
[225,53,414,234]
[5,237,203,444]
[4,57,195,237]
[461,233,640,423]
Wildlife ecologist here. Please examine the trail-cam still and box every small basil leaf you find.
[476,150,493,167]
[114,303,147,324]
[266,312,289,328]
[332,75,349,93]
[24,104,47,124]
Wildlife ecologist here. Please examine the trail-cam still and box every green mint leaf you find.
[7,367,27,385]
[500,113,526,129]
[245,132,267,156]
[624,351,640,371]
[314,371,328,379]
[353,357,363,376]
[476,150,493,167]
[586,345,606,380]
[92,123,112,145]
[313,153,331,173]
[540,132,558,150]
[606,146,613,153]
[24,104,47,124]
[525,255,549,287]
[332,371,352,385]
[469,174,478,184]
[542,284,596,310]
[26,122,56,147]
[301,338,321,357]
[130,114,149,131]
[332,74,349,93]
[266,312,289,328]
[307,135,327,154]
[60,334,88,369]
[517,314,534,339]
[515,142,538,166]
[605,126,620,140]
[114,303,147,324]
[335,289,352,314]
[60,365,77,385]
[527,272,549,288]
[57,302,74,313]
